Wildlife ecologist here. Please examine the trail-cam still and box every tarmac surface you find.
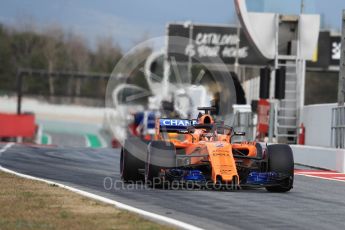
[1,143,345,230]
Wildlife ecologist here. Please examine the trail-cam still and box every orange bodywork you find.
[154,114,258,184]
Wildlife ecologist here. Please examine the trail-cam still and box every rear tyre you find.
[120,138,147,182]
[265,144,294,192]
[145,141,176,188]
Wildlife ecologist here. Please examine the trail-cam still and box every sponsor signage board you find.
[167,23,269,66]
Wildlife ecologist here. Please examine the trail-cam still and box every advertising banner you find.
[167,23,269,66]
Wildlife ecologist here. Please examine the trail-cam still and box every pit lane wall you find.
[292,103,345,172]
[291,145,345,173]
[0,97,105,124]
[301,103,337,147]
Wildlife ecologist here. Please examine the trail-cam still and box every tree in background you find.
[0,20,154,106]
[92,36,122,73]
[91,36,123,97]
[42,25,65,97]
[0,25,12,93]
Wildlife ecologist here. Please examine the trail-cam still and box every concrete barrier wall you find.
[291,145,345,173]
[0,97,105,124]
[301,103,337,147]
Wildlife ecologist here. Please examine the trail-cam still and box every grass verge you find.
[0,171,174,230]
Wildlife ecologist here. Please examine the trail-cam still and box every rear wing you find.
[157,118,197,133]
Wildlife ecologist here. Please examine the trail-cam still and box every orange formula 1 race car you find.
[120,107,294,192]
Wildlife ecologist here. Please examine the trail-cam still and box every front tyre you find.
[265,144,294,192]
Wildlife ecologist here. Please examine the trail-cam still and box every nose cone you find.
[206,142,239,184]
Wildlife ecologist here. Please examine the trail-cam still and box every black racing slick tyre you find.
[145,141,176,187]
[120,138,147,182]
[265,144,294,192]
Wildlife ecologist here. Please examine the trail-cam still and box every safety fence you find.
[331,106,345,148]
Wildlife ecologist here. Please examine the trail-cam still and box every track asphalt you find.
[0,143,344,230]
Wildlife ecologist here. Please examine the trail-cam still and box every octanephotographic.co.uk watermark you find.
[103,176,240,191]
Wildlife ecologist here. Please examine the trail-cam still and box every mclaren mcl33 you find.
[120,107,294,192]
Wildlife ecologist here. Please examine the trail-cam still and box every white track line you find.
[295,174,345,183]
[36,125,43,144]
[295,172,341,175]
[0,166,203,230]
[98,134,107,148]
[85,135,91,148]
[0,143,14,156]
[46,134,52,145]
